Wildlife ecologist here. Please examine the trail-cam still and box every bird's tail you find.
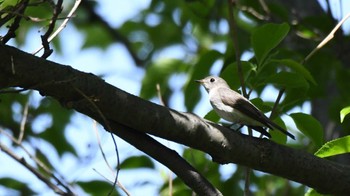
[248,126,271,138]
[267,120,295,140]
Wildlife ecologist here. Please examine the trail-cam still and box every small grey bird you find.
[196,76,295,140]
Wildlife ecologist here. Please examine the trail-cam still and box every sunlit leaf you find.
[304,188,324,196]
[314,136,350,158]
[340,106,350,123]
[252,23,290,65]
[204,110,220,123]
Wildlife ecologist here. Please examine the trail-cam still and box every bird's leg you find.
[226,123,243,132]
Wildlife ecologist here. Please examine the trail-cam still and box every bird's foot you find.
[225,123,243,132]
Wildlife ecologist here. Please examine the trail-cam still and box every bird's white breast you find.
[208,88,263,126]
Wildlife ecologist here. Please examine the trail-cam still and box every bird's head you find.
[195,76,229,93]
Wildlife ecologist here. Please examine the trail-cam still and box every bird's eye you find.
[210,78,215,83]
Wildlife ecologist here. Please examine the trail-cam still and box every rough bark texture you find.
[1,45,350,195]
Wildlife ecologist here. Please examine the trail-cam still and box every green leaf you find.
[77,180,117,195]
[265,71,309,88]
[250,98,272,113]
[0,178,35,195]
[314,136,350,158]
[269,117,287,144]
[281,86,309,110]
[204,110,220,123]
[159,176,192,196]
[290,113,324,147]
[0,92,32,138]
[272,59,317,85]
[81,24,114,49]
[182,148,210,171]
[220,61,257,90]
[120,155,155,169]
[340,106,350,123]
[35,149,54,174]
[252,23,290,65]
[305,188,324,196]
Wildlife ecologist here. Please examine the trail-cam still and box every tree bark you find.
[1,45,350,195]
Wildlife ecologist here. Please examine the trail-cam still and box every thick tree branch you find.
[1,45,350,195]
[108,122,222,196]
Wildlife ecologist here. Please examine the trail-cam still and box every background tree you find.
[1,0,350,195]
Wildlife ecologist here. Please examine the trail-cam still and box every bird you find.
[196,76,295,140]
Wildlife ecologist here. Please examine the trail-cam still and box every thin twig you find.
[18,100,29,143]
[270,88,285,120]
[258,0,270,15]
[40,0,63,58]
[239,6,268,20]
[226,0,247,98]
[0,129,74,194]
[227,1,252,194]
[303,12,350,63]
[94,119,130,195]
[93,120,114,172]
[33,0,81,55]
[93,168,113,183]
[156,83,166,107]
[93,121,131,196]
[1,0,30,44]
[0,143,68,195]
[156,83,173,195]
[0,10,70,22]
[92,168,131,196]
[72,86,121,196]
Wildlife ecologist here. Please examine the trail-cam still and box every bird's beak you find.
[195,79,204,84]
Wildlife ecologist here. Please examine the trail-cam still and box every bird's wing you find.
[219,88,295,140]
[219,88,272,128]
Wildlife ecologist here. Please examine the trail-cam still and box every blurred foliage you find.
[1,0,350,195]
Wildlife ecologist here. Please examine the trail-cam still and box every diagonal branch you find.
[226,0,247,98]
[0,129,74,194]
[39,0,63,59]
[80,1,144,66]
[32,0,81,56]
[1,45,350,195]
[1,0,30,44]
[0,143,69,195]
